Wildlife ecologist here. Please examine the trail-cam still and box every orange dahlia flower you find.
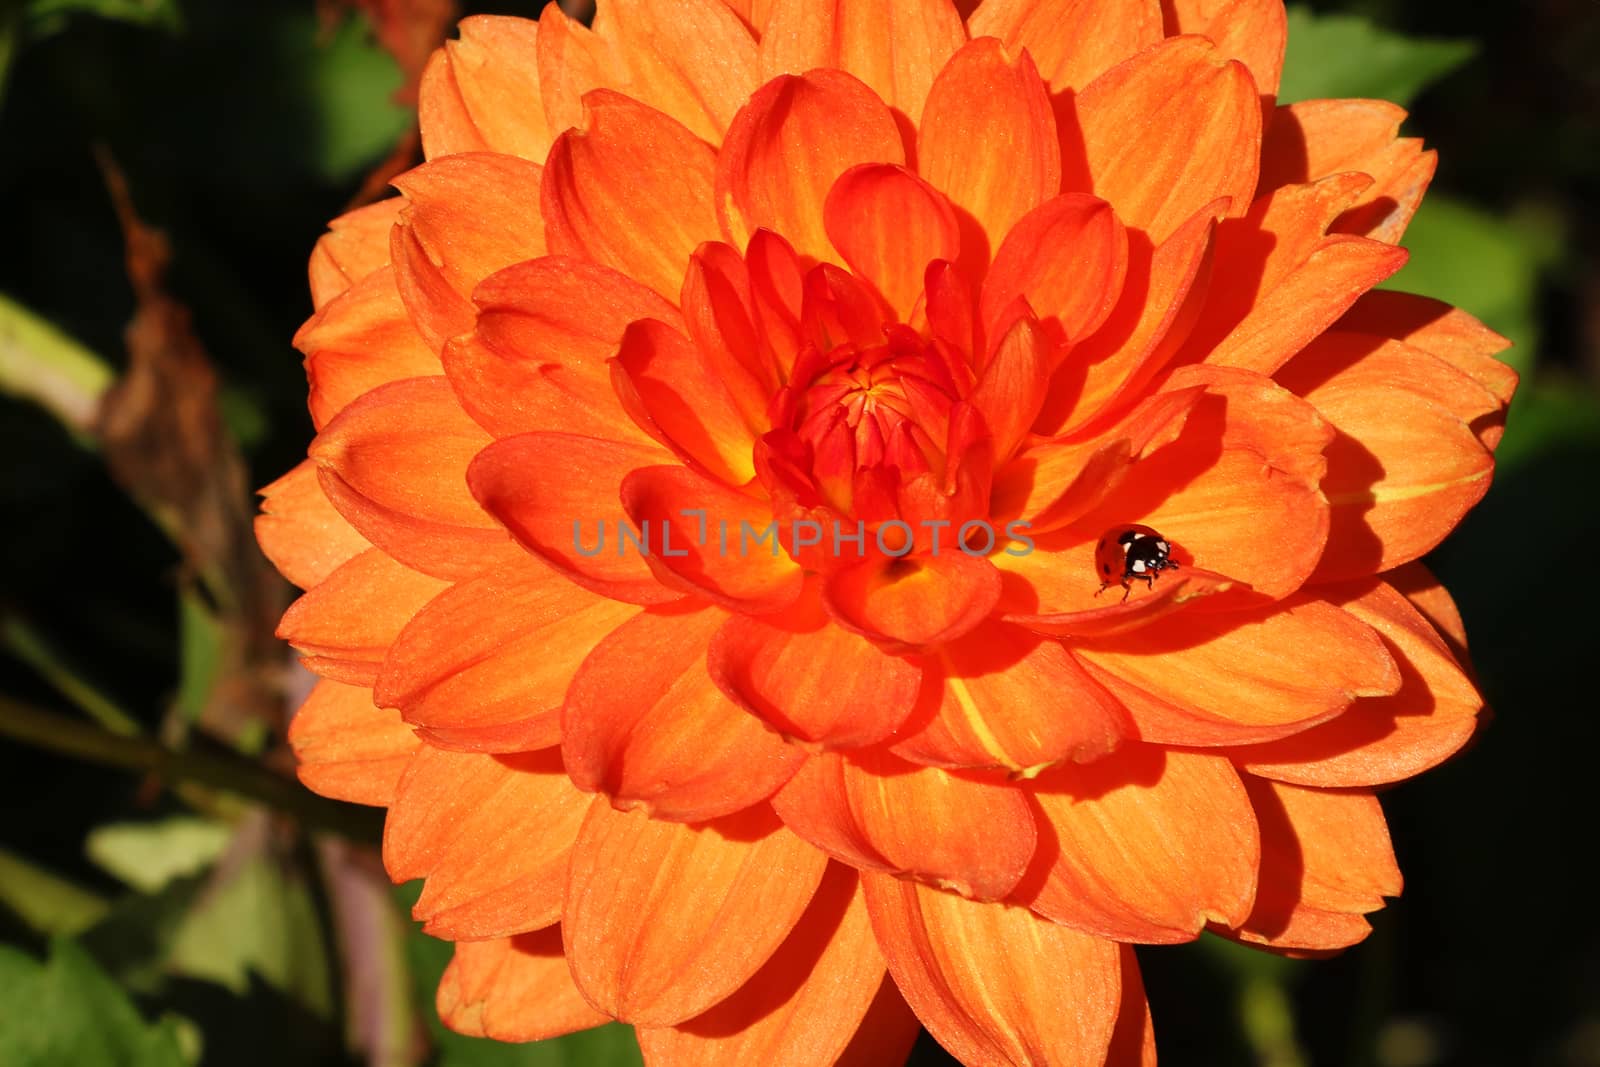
[260,1,1517,1062]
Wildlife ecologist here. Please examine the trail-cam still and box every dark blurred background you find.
[0,1,1596,1065]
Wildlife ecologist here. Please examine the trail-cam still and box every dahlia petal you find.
[759,0,964,125]
[374,557,638,752]
[981,194,1128,353]
[418,16,550,162]
[746,229,808,376]
[389,152,546,351]
[308,198,400,309]
[1066,35,1261,242]
[924,258,977,355]
[862,873,1123,1067]
[1231,579,1483,787]
[437,928,609,1042]
[824,164,961,316]
[714,0,776,34]
[467,432,678,604]
[564,800,827,1025]
[1161,0,1288,99]
[1276,332,1497,581]
[1385,560,1470,663]
[1332,149,1436,245]
[919,39,1060,279]
[680,242,786,420]
[593,0,759,144]
[562,607,804,820]
[772,750,1038,901]
[1186,171,1372,346]
[1337,290,1516,449]
[295,267,439,429]
[1075,367,1333,601]
[384,747,586,939]
[535,3,622,138]
[1261,100,1436,244]
[1223,776,1401,952]
[1223,904,1371,957]
[619,465,805,612]
[823,551,1002,647]
[801,260,897,350]
[635,863,888,1067]
[613,319,760,486]
[288,680,419,806]
[418,47,483,157]
[1107,946,1158,1066]
[992,380,1205,535]
[1075,597,1399,746]
[277,548,449,685]
[455,256,678,442]
[971,313,1052,463]
[968,0,1165,94]
[836,975,923,1067]
[542,91,720,303]
[1182,171,1411,374]
[1157,363,1333,490]
[891,626,1130,771]
[1016,745,1258,942]
[256,460,370,590]
[706,590,922,748]
[445,332,637,455]
[390,225,468,358]
[716,70,906,263]
[1037,199,1219,436]
[997,543,1237,638]
[311,377,520,580]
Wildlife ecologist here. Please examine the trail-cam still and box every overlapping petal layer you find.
[267,2,1514,1063]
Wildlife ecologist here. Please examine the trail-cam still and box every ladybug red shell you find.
[1094,524,1180,601]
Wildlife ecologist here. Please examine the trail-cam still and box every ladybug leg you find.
[1120,581,1132,603]
[1095,582,1109,598]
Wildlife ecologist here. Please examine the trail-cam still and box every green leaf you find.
[437,1025,644,1067]
[1279,6,1477,107]
[76,874,204,995]
[292,11,411,183]
[0,939,189,1067]
[1383,195,1553,376]
[173,590,223,726]
[0,847,110,936]
[215,384,269,451]
[85,817,232,894]
[23,0,182,36]
[1493,378,1600,474]
[398,883,644,1067]
[164,823,334,1018]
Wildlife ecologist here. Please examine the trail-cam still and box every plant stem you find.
[1,614,142,736]
[0,292,114,444]
[0,694,382,842]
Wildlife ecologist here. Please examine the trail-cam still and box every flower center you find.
[777,327,965,517]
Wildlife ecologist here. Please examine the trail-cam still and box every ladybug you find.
[1094,524,1180,602]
